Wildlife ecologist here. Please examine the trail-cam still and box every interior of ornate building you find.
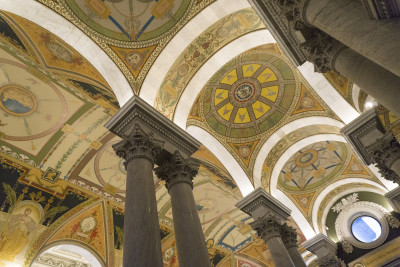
[0,0,399,266]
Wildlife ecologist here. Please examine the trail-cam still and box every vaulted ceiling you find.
[0,0,399,266]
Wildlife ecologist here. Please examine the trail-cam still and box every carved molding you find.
[112,124,164,165]
[281,222,298,249]
[154,151,199,191]
[250,214,283,242]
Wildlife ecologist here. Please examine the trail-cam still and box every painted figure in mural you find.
[0,207,36,261]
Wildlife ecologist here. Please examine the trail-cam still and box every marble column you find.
[341,108,400,185]
[300,30,400,116]
[303,0,400,77]
[105,96,201,267]
[155,151,211,267]
[236,188,294,267]
[281,223,307,267]
[112,125,164,266]
[302,234,342,267]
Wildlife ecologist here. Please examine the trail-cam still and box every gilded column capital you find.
[250,215,283,242]
[112,124,164,165]
[281,223,298,249]
[270,0,311,30]
[299,30,346,73]
[368,133,400,184]
[155,151,199,191]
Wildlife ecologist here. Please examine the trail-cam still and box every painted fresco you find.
[154,8,265,118]
[187,44,338,182]
[38,0,218,93]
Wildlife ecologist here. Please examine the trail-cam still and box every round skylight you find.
[351,216,382,243]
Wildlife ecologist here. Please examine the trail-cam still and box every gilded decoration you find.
[188,44,337,182]
[376,104,400,140]
[261,124,342,191]
[37,0,217,93]
[323,71,355,110]
[154,8,265,118]
[276,141,384,224]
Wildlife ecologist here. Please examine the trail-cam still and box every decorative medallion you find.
[291,192,315,214]
[64,0,191,42]
[279,141,347,192]
[0,84,37,116]
[292,85,325,115]
[202,52,296,138]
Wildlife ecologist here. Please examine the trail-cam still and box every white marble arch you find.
[139,0,251,105]
[253,117,345,188]
[0,0,133,106]
[267,134,346,239]
[298,62,360,124]
[310,178,388,235]
[32,243,103,267]
[186,125,254,197]
[173,29,276,129]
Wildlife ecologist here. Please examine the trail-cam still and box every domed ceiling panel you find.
[188,44,339,181]
[36,0,218,93]
[261,124,342,190]
[0,11,118,174]
[154,8,264,118]
[276,140,384,225]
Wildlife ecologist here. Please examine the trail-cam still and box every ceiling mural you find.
[0,11,118,177]
[323,71,355,111]
[187,44,339,182]
[37,0,217,93]
[0,1,398,266]
[261,124,342,191]
[277,140,384,225]
[154,7,265,119]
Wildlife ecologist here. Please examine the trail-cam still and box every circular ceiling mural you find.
[64,0,191,42]
[94,140,127,193]
[0,59,69,142]
[278,141,347,192]
[201,51,296,138]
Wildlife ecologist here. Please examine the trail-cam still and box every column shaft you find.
[169,182,210,267]
[124,158,163,267]
[333,48,400,116]
[287,247,307,267]
[265,237,294,266]
[305,0,400,77]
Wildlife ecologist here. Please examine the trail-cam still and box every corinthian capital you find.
[300,30,346,73]
[281,223,298,249]
[250,214,283,242]
[368,133,400,184]
[112,124,164,165]
[270,0,310,30]
[154,151,199,191]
